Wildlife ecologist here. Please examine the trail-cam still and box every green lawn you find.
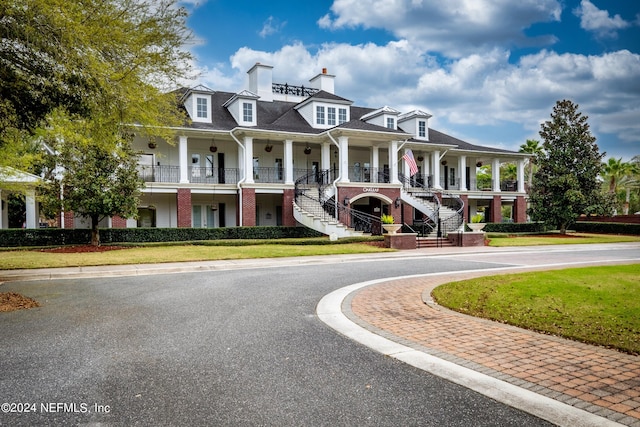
[487,232,640,246]
[431,264,640,354]
[0,242,391,270]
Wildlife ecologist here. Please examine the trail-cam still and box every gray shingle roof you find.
[176,87,519,154]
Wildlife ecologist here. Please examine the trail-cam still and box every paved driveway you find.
[1,244,637,426]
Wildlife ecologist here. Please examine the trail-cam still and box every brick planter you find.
[384,233,417,249]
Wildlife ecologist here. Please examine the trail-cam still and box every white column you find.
[372,145,379,183]
[389,140,400,184]
[423,153,431,187]
[179,135,189,183]
[517,159,525,192]
[284,139,294,185]
[338,136,350,183]
[25,189,37,229]
[321,141,331,171]
[492,158,501,192]
[459,155,467,191]
[432,150,442,189]
[244,136,254,184]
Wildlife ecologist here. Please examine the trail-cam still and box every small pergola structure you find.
[0,167,41,229]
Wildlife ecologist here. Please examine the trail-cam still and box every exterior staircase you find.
[293,186,368,238]
[399,175,465,237]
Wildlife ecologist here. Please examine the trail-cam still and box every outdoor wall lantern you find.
[148,142,156,149]
[394,197,401,208]
[343,197,350,206]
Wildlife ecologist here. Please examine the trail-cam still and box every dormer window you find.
[196,97,208,119]
[327,107,336,126]
[338,108,347,125]
[316,106,325,125]
[418,120,426,137]
[243,102,253,122]
[386,117,395,129]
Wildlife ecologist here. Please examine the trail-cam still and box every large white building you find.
[52,63,529,236]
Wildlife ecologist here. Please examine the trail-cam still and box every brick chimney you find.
[309,67,335,94]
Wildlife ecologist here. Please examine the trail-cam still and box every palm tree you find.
[602,157,639,214]
[602,157,628,193]
[518,139,543,189]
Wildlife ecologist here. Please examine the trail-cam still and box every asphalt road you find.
[1,244,637,426]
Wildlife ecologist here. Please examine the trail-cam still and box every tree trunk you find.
[91,215,100,246]
[624,188,630,215]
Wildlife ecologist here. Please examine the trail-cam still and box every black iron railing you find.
[294,169,382,235]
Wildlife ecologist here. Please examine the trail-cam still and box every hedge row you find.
[573,221,640,235]
[0,226,323,247]
[482,222,550,233]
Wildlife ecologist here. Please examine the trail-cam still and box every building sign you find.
[362,187,379,193]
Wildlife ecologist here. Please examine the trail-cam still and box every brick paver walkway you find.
[348,270,640,427]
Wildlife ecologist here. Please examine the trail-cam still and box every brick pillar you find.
[402,201,412,224]
[112,215,127,228]
[63,211,75,229]
[490,195,502,223]
[459,194,469,223]
[514,195,527,223]
[177,188,192,227]
[282,189,296,226]
[242,188,256,226]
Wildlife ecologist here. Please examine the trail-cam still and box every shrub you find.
[0,226,324,247]
[573,222,640,235]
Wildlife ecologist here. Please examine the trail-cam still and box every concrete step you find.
[416,237,457,248]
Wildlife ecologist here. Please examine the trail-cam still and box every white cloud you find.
[220,41,639,156]
[259,16,286,38]
[319,0,562,57]
[573,0,631,38]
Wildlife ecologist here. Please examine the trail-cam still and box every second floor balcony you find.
[138,164,522,193]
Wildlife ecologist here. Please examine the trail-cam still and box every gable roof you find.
[176,87,522,155]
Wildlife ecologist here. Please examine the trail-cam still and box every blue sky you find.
[181,0,640,160]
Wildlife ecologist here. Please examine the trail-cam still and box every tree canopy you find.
[528,99,614,233]
[0,0,194,163]
[1,0,195,243]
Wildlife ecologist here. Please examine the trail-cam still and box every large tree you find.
[39,111,143,246]
[2,0,194,243]
[528,100,614,233]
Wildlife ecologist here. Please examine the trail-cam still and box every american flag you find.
[402,149,419,176]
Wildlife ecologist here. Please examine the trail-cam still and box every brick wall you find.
[177,188,192,228]
[63,211,75,229]
[282,189,296,226]
[513,196,527,223]
[338,187,402,223]
[490,195,502,223]
[111,215,127,228]
[242,188,256,226]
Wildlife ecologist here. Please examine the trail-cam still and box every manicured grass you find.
[431,264,640,354]
[487,232,640,247]
[0,242,391,270]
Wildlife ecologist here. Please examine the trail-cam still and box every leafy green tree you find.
[2,0,194,242]
[39,111,143,246]
[528,100,614,233]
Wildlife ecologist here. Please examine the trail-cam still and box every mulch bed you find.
[0,292,40,312]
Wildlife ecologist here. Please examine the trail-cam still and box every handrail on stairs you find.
[294,169,383,235]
